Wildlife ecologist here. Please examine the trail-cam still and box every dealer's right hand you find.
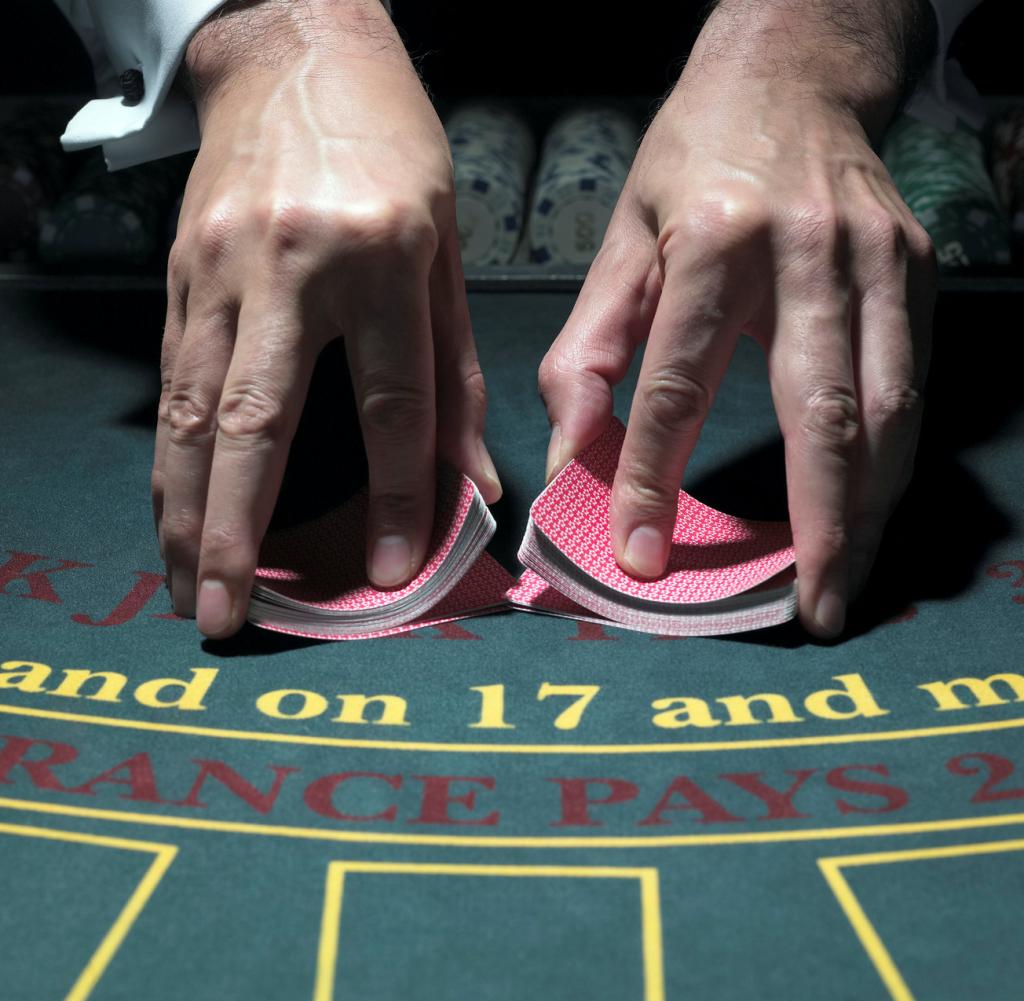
[152,0,500,639]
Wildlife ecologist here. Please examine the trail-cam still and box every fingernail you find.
[371,535,413,589]
[171,567,197,618]
[623,525,668,579]
[545,425,564,484]
[197,579,233,636]
[478,445,502,500]
[813,590,846,638]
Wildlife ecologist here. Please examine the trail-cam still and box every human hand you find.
[539,0,937,637]
[153,0,500,639]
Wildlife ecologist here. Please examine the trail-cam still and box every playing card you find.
[527,418,795,604]
[255,466,474,610]
[256,551,517,640]
[249,466,497,637]
[518,418,798,635]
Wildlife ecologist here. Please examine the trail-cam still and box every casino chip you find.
[882,114,1011,272]
[992,106,1024,257]
[38,152,190,270]
[526,107,638,266]
[0,106,73,261]
[444,103,535,267]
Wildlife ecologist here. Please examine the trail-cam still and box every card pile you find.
[250,466,504,639]
[250,420,797,640]
[515,419,797,635]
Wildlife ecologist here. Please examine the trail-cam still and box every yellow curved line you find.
[2,795,1024,849]
[2,701,1023,754]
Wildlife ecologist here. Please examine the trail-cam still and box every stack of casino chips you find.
[991,107,1024,256]
[39,152,190,270]
[0,107,72,261]
[882,114,1010,273]
[445,103,535,267]
[527,107,638,266]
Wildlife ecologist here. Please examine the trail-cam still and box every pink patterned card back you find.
[255,467,475,610]
[529,419,795,604]
[256,551,517,640]
[506,568,593,616]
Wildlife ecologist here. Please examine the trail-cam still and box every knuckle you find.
[369,489,421,529]
[335,201,438,262]
[359,385,432,442]
[615,474,678,519]
[156,385,172,425]
[537,352,561,400]
[664,194,770,256]
[256,200,320,257]
[159,341,175,385]
[199,521,250,566]
[167,385,217,443]
[864,382,923,432]
[641,368,712,429]
[906,220,936,268]
[217,384,289,445]
[858,210,901,257]
[461,365,488,419]
[192,208,237,267]
[787,202,842,259]
[160,511,203,562]
[166,242,188,288]
[810,520,852,563]
[800,388,861,452]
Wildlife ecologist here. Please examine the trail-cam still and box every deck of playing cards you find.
[515,419,797,636]
[250,466,506,639]
[249,420,797,640]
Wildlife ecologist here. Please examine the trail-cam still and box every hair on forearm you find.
[883,0,939,105]
[702,0,937,104]
[184,0,398,100]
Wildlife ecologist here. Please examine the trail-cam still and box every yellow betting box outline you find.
[313,861,664,1001]
[818,837,1024,1001]
[0,821,177,1001]
[4,700,1024,755]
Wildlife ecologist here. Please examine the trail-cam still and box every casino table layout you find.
[1,284,1023,1001]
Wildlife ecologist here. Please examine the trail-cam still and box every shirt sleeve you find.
[54,0,392,171]
[906,0,986,131]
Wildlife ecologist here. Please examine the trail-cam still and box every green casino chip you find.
[882,115,1010,271]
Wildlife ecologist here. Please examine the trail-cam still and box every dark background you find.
[4,0,1021,101]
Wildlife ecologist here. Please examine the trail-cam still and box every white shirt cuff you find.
[58,0,230,168]
[57,0,392,170]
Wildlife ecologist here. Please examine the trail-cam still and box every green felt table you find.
[1,286,1023,1001]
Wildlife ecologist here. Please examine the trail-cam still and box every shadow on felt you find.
[694,294,1019,648]
[200,623,326,657]
[21,286,1023,652]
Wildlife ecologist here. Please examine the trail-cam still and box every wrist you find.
[184,0,400,111]
[685,0,937,140]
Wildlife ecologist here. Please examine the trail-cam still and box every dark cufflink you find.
[119,68,145,106]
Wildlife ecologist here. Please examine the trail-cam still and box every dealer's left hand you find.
[539,0,937,638]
